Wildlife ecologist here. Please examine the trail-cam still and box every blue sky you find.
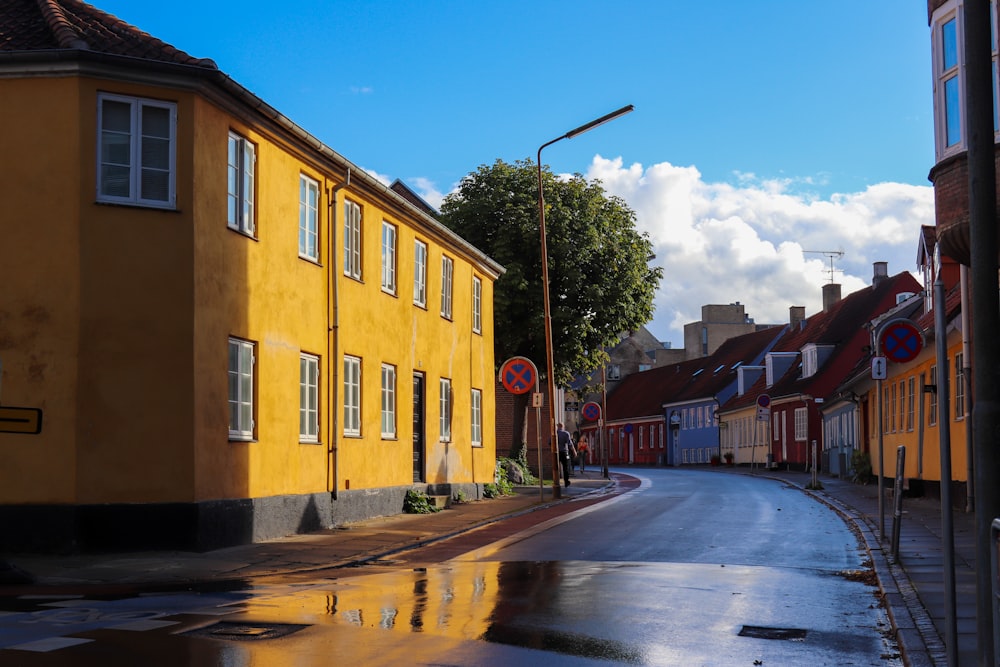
[96,0,936,347]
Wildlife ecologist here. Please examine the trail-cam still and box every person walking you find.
[576,432,589,474]
[556,423,576,486]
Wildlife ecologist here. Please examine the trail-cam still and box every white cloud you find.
[586,155,934,348]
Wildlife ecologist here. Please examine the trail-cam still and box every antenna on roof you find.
[803,249,844,284]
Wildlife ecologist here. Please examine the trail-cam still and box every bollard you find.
[890,446,905,562]
[992,518,1000,663]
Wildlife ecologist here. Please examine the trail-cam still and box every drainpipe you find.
[959,265,973,512]
[327,169,351,500]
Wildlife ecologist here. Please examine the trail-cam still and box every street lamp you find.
[536,104,634,498]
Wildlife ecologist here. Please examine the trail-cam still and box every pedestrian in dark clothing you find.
[556,423,576,486]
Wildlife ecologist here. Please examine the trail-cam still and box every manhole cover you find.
[184,621,308,641]
[738,625,807,640]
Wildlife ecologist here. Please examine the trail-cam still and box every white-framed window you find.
[300,353,320,443]
[228,337,255,440]
[899,380,906,432]
[344,199,362,279]
[607,364,621,380]
[802,345,817,378]
[413,240,427,307]
[381,364,396,438]
[472,276,482,333]
[955,352,965,419]
[344,355,361,437]
[471,388,482,446]
[794,407,807,441]
[929,366,939,426]
[97,92,176,208]
[381,222,397,294]
[440,256,454,319]
[227,131,255,235]
[299,174,319,261]
[930,0,1000,160]
[907,376,916,431]
[439,378,452,441]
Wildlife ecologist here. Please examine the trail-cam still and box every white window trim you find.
[344,355,361,437]
[472,276,482,334]
[300,353,320,443]
[228,338,255,440]
[794,407,807,441]
[381,363,397,438]
[299,174,320,261]
[227,131,255,235]
[413,239,427,307]
[344,200,362,280]
[441,256,454,319]
[471,388,482,446]
[97,92,176,208]
[439,378,452,441]
[381,221,397,295]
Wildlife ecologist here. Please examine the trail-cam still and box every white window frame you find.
[299,174,320,261]
[471,388,482,446]
[413,239,427,307]
[228,338,255,440]
[97,92,176,208]
[472,276,482,334]
[344,355,361,437]
[907,376,916,431]
[440,256,454,319]
[955,352,966,419]
[929,366,939,426]
[381,363,396,438]
[439,378,452,441]
[300,353,320,443]
[794,407,807,441]
[344,200,362,280]
[381,221,397,295]
[227,131,255,235]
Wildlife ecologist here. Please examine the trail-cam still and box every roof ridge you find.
[36,0,88,49]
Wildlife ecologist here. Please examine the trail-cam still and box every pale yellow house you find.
[0,0,501,552]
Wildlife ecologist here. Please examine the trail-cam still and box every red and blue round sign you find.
[581,401,601,422]
[879,319,923,364]
[499,356,537,395]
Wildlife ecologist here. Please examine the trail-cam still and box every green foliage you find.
[483,483,501,498]
[453,489,468,504]
[506,451,538,485]
[851,450,873,485]
[403,489,441,514]
[439,159,662,389]
[482,459,516,499]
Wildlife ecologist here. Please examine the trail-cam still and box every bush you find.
[851,450,873,485]
[403,489,441,514]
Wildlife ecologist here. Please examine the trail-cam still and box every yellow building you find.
[0,1,501,552]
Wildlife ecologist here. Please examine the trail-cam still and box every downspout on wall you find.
[327,169,351,500]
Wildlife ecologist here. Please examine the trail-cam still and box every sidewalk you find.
[0,467,980,667]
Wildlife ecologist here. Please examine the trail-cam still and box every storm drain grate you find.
[738,625,808,641]
[183,621,308,641]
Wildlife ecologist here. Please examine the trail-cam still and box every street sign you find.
[624,423,634,434]
[0,406,42,434]
[879,319,923,364]
[499,356,537,395]
[756,394,771,422]
[581,401,601,422]
[872,356,887,380]
[756,394,771,408]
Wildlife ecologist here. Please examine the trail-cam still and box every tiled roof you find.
[0,0,217,68]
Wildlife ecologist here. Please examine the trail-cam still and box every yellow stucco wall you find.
[0,70,497,507]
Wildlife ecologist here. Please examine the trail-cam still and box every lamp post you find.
[536,104,634,498]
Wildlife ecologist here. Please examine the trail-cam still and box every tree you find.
[439,158,662,458]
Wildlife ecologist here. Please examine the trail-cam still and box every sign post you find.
[499,357,546,500]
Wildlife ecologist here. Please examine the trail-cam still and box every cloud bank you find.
[415,156,934,348]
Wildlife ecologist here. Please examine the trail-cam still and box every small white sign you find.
[531,392,544,408]
[871,356,887,380]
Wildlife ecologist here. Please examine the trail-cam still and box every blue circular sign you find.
[880,320,923,364]
[581,402,601,422]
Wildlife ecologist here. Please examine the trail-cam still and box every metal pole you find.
[934,271,958,667]
[877,374,885,541]
[601,365,609,479]
[965,2,1000,664]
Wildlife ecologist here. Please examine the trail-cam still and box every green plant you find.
[453,489,468,504]
[403,489,441,514]
[483,483,501,498]
[851,450,873,485]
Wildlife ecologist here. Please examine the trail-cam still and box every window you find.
[955,352,965,419]
[471,388,482,446]
[802,345,817,378]
[344,200,362,279]
[300,354,319,443]
[413,240,427,306]
[97,93,176,207]
[794,407,807,441]
[472,276,482,333]
[929,366,939,426]
[890,383,897,432]
[381,364,396,438]
[439,378,452,441]
[607,364,621,380]
[299,175,319,261]
[381,222,397,294]
[907,376,916,431]
[227,132,255,235]
[344,356,361,437]
[898,380,906,432]
[440,256,454,319]
[228,338,255,440]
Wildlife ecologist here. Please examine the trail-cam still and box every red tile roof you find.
[1,0,216,68]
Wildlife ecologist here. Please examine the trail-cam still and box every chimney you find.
[872,261,888,288]
[822,283,842,311]
[789,306,805,329]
